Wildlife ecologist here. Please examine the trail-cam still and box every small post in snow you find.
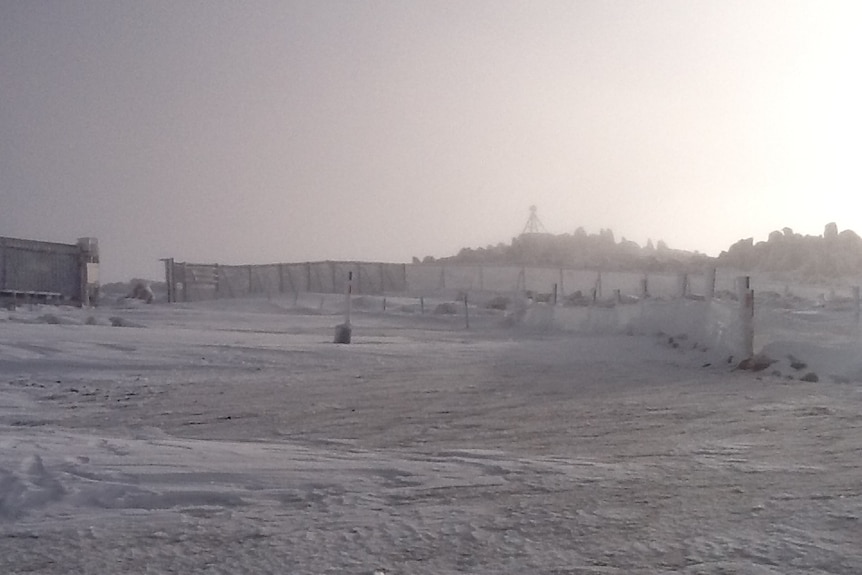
[705,268,716,302]
[677,273,688,298]
[736,276,754,359]
[558,268,565,300]
[334,271,353,344]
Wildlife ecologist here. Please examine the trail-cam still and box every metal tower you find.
[522,205,548,234]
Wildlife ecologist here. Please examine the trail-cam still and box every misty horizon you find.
[3,2,861,282]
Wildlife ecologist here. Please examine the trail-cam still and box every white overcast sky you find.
[2,1,861,281]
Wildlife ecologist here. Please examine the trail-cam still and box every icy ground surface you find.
[1,297,861,574]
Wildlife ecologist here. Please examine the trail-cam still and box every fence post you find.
[705,268,716,302]
[640,275,649,299]
[677,273,688,298]
[162,258,175,303]
[736,276,754,359]
[553,283,558,306]
[559,268,565,299]
[334,271,353,344]
[182,263,189,302]
[213,264,220,298]
[464,293,470,329]
[77,237,99,307]
[614,289,621,304]
[344,271,353,323]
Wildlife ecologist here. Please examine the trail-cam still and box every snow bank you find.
[0,455,65,520]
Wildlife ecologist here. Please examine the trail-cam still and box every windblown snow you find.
[1,294,861,574]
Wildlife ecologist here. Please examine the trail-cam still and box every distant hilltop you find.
[717,222,862,279]
[417,227,710,273]
[419,222,862,279]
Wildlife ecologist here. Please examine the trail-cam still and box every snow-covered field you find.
[1,295,861,574]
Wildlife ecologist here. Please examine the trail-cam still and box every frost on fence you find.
[625,298,744,359]
[166,261,409,301]
[519,298,744,359]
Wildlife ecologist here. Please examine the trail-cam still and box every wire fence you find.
[163,258,862,365]
[165,261,759,302]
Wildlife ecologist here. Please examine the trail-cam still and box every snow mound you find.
[0,455,65,519]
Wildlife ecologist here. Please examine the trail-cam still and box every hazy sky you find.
[2,1,861,281]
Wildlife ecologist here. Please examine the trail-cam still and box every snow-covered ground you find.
[1,294,861,574]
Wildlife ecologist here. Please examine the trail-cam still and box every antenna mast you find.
[522,205,548,234]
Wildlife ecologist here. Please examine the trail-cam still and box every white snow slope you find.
[1,295,861,574]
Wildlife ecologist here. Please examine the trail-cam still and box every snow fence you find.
[520,298,745,359]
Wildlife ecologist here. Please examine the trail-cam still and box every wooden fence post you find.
[517,267,526,293]
[182,263,189,302]
[705,268,716,302]
[162,258,174,303]
[334,271,353,344]
[558,268,565,299]
[677,273,688,298]
[77,237,99,307]
[736,276,754,359]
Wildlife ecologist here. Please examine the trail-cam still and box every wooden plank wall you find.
[166,260,410,302]
[0,236,85,302]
